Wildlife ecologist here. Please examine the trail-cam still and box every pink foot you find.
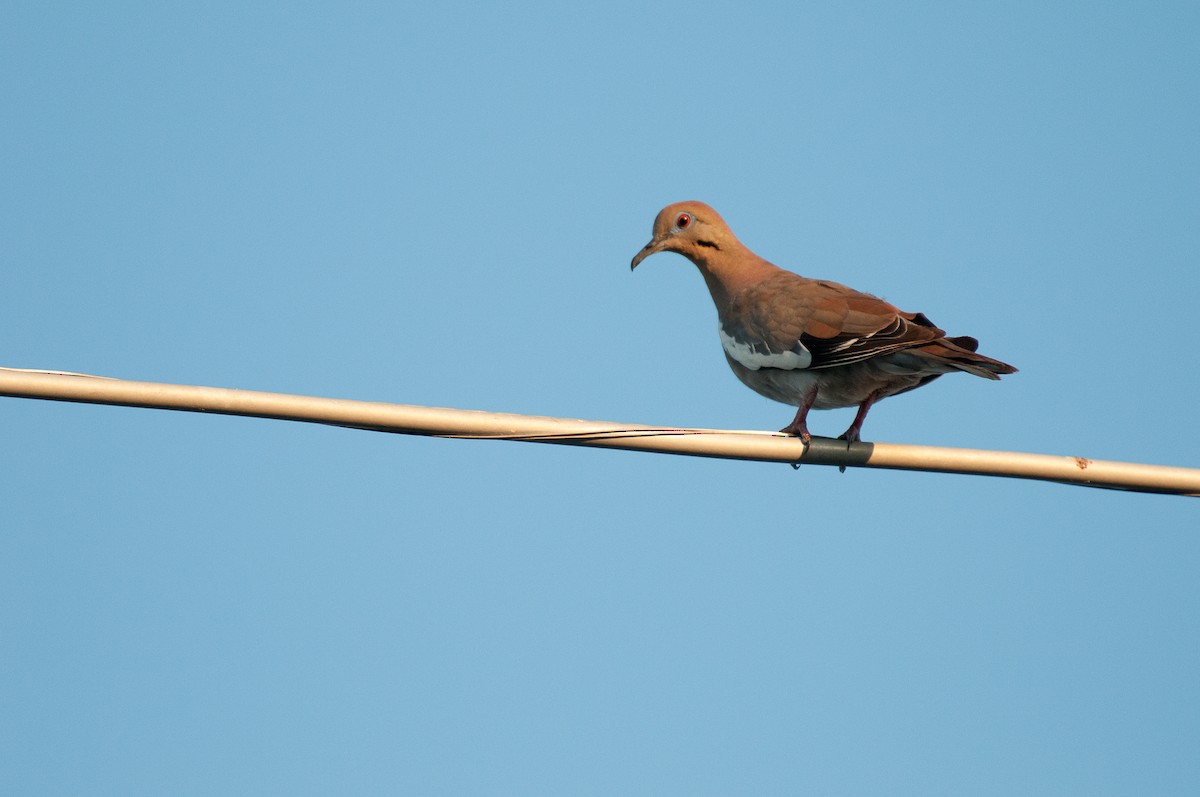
[779,419,812,446]
[781,385,818,446]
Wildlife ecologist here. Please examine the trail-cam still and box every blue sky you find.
[2,2,1198,794]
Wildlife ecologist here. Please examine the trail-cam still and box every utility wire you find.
[1,367,1196,497]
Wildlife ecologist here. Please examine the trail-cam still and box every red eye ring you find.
[675,213,692,229]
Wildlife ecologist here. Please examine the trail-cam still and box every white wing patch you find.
[719,325,812,371]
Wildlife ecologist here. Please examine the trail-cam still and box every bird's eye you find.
[675,213,692,230]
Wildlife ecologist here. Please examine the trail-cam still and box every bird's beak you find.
[630,238,662,270]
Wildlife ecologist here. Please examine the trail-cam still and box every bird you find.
[630,201,1017,444]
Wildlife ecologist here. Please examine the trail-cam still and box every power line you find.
[2,367,1196,497]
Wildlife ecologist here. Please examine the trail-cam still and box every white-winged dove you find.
[631,201,1017,444]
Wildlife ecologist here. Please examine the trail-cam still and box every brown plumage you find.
[631,201,1016,443]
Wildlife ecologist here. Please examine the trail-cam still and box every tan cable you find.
[2,367,1196,496]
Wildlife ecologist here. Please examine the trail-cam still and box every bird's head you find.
[630,201,738,270]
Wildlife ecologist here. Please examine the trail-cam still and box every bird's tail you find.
[917,335,1018,380]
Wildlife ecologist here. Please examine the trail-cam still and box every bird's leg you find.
[839,389,887,444]
[779,385,819,445]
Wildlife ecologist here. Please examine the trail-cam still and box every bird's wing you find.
[721,273,945,371]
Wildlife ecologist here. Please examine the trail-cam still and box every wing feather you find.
[721,273,944,371]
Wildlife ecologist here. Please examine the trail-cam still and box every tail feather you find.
[918,336,1018,380]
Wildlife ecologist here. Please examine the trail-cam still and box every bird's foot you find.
[781,387,818,448]
[779,422,811,447]
[781,422,810,470]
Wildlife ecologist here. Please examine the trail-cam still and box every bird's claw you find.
[782,425,811,471]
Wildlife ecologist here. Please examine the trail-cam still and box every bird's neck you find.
[692,243,783,312]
